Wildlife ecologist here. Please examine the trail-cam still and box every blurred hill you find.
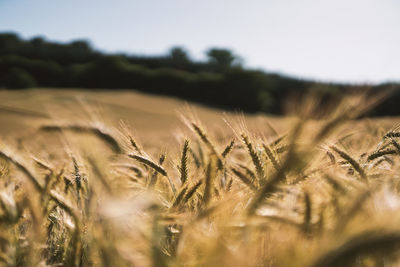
[0,32,399,116]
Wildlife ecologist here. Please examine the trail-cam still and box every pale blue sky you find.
[1,0,399,83]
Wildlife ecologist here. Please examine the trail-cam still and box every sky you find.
[0,0,399,84]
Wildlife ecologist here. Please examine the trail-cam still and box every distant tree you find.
[29,37,46,57]
[31,36,45,46]
[4,67,37,89]
[169,46,190,67]
[69,40,91,52]
[0,32,21,55]
[64,40,95,63]
[206,48,239,70]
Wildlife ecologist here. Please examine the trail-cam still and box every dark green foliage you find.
[0,55,63,87]
[206,48,239,70]
[3,67,36,89]
[169,46,190,68]
[0,32,398,116]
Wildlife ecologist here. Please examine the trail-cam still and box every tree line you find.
[0,32,398,115]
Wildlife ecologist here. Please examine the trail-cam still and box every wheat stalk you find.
[179,140,190,184]
[129,154,168,177]
[241,134,265,183]
[331,146,367,179]
[40,124,122,153]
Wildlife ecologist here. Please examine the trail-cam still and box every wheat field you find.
[1,89,400,266]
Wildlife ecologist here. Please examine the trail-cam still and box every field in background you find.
[0,88,290,155]
[2,89,400,266]
[0,88,287,136]
[0,88,397,139]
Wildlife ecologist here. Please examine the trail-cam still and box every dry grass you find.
[2,89,400,266]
